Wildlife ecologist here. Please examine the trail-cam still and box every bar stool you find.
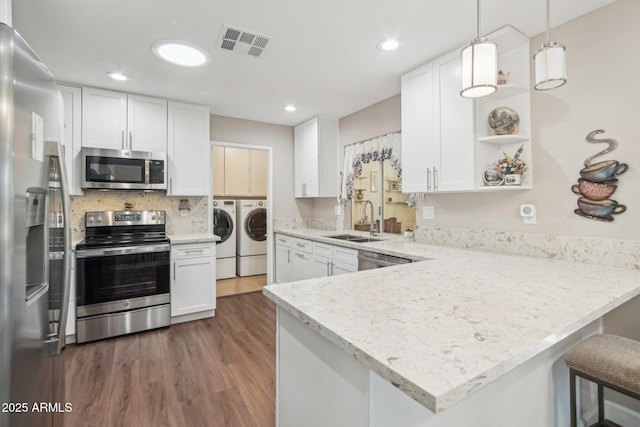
[564,333,640,427]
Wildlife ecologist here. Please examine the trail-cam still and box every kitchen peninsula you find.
[264,229,640,427]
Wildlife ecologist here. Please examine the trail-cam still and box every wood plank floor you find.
[217,275,267,298]
[63,292,276,427]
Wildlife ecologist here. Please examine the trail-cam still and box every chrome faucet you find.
[361,200,378,236]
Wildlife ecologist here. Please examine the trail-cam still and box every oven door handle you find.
[76,243,170,258]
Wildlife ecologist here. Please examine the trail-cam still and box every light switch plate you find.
[422,206,435,220]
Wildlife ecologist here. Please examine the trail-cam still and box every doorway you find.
[210,142,273,297]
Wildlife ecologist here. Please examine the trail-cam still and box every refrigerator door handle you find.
[44,141,72,356]
[25,282,49,305]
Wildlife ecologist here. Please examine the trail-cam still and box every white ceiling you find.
[12,0,613,126]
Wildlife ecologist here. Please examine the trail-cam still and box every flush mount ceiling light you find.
[534,0,567,90]
[152,40,210,67]
[460,0,497,98]
[284,105,296,112]
[107,72,128,81]
[378,38,399,51]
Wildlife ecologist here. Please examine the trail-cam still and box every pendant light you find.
[534,0,567,90]
[460,0,497,98]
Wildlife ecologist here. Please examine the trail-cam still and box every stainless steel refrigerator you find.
[0,23,72,427]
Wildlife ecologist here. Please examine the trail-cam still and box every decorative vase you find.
[504,174,522,185]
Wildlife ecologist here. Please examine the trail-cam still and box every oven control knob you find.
[258,201,264,207]
[88,216,94,223]
[152,214,157,220]
[97,215,103,222]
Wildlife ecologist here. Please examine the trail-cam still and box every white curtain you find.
[339,132,401,206]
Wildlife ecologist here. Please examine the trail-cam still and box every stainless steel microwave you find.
[81,147,167,190]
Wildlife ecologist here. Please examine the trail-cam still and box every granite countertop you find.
[168,234,220,244]
[264,228,640,413]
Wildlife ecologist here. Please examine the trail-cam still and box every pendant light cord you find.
[546,0,551,43]
[476,0,481,39]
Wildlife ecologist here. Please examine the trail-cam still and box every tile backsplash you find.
[70,192,209,242]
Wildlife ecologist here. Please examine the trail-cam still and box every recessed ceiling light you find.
[284,105,296,112]
[107,72,128,81]
[152,40,210,67]
[378,39,399,51]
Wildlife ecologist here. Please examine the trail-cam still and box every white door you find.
[401,64,435,193]
[275,244,292,284]
[434,52,475,192]
[82,87,127,150]
[167,102,210,196]
[171,257,215,316]
[127,95,167,153]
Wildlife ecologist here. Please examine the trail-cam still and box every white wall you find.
[210,114,313,220]
[415,0,640,240]
[312,95,402,219]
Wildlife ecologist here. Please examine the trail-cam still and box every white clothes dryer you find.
[213,199,236,279]
[236,200,267,276]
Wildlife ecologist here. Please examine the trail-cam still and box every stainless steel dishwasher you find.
[357,250,412,270]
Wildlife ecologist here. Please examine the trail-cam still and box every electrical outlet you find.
[422,206,435,220]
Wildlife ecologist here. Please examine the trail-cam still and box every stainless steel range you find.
[75,210,171,343]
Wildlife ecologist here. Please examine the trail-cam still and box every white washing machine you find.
[236,199,267,276]
[213,199,236,279]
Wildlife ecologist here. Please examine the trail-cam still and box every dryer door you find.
[213,209,234,244]
[245,208,267,242]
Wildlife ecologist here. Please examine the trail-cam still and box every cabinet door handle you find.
[330,261,335,276]
[169,177,173,194]
[326,260,330,276]
[129,131,133,149]
[121,131,125,150]
[433,167,438,191]
[295,243,306,248]
[287,248,291,264]
[173,262,176,280]
[426,168,432,191]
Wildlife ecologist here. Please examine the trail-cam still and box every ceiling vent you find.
[219,25,270,58]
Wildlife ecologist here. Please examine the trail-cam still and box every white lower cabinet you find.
[313,242,358,278]
[275,235,314,283]
[275,234,358,283]
[170,241,216,323]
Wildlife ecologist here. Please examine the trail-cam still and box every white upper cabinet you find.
[401,52,475,193]
[167,101,210,196]
[294,116,338,198]
[433,50,475,192]
[82,87,167,153]
[57,84,83,195]
[127,95,168,153]
[401,63,435,193]
[401,25,531,193]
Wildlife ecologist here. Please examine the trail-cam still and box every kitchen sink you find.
[327,234,383,243]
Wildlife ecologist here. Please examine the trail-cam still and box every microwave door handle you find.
[43,141,72,356]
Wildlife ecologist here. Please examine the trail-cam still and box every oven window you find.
[86,156,145,183]
[77,251,170,306]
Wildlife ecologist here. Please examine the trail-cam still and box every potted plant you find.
[495,145,527,185]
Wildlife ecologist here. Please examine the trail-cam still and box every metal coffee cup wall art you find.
[571,130,628,222]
